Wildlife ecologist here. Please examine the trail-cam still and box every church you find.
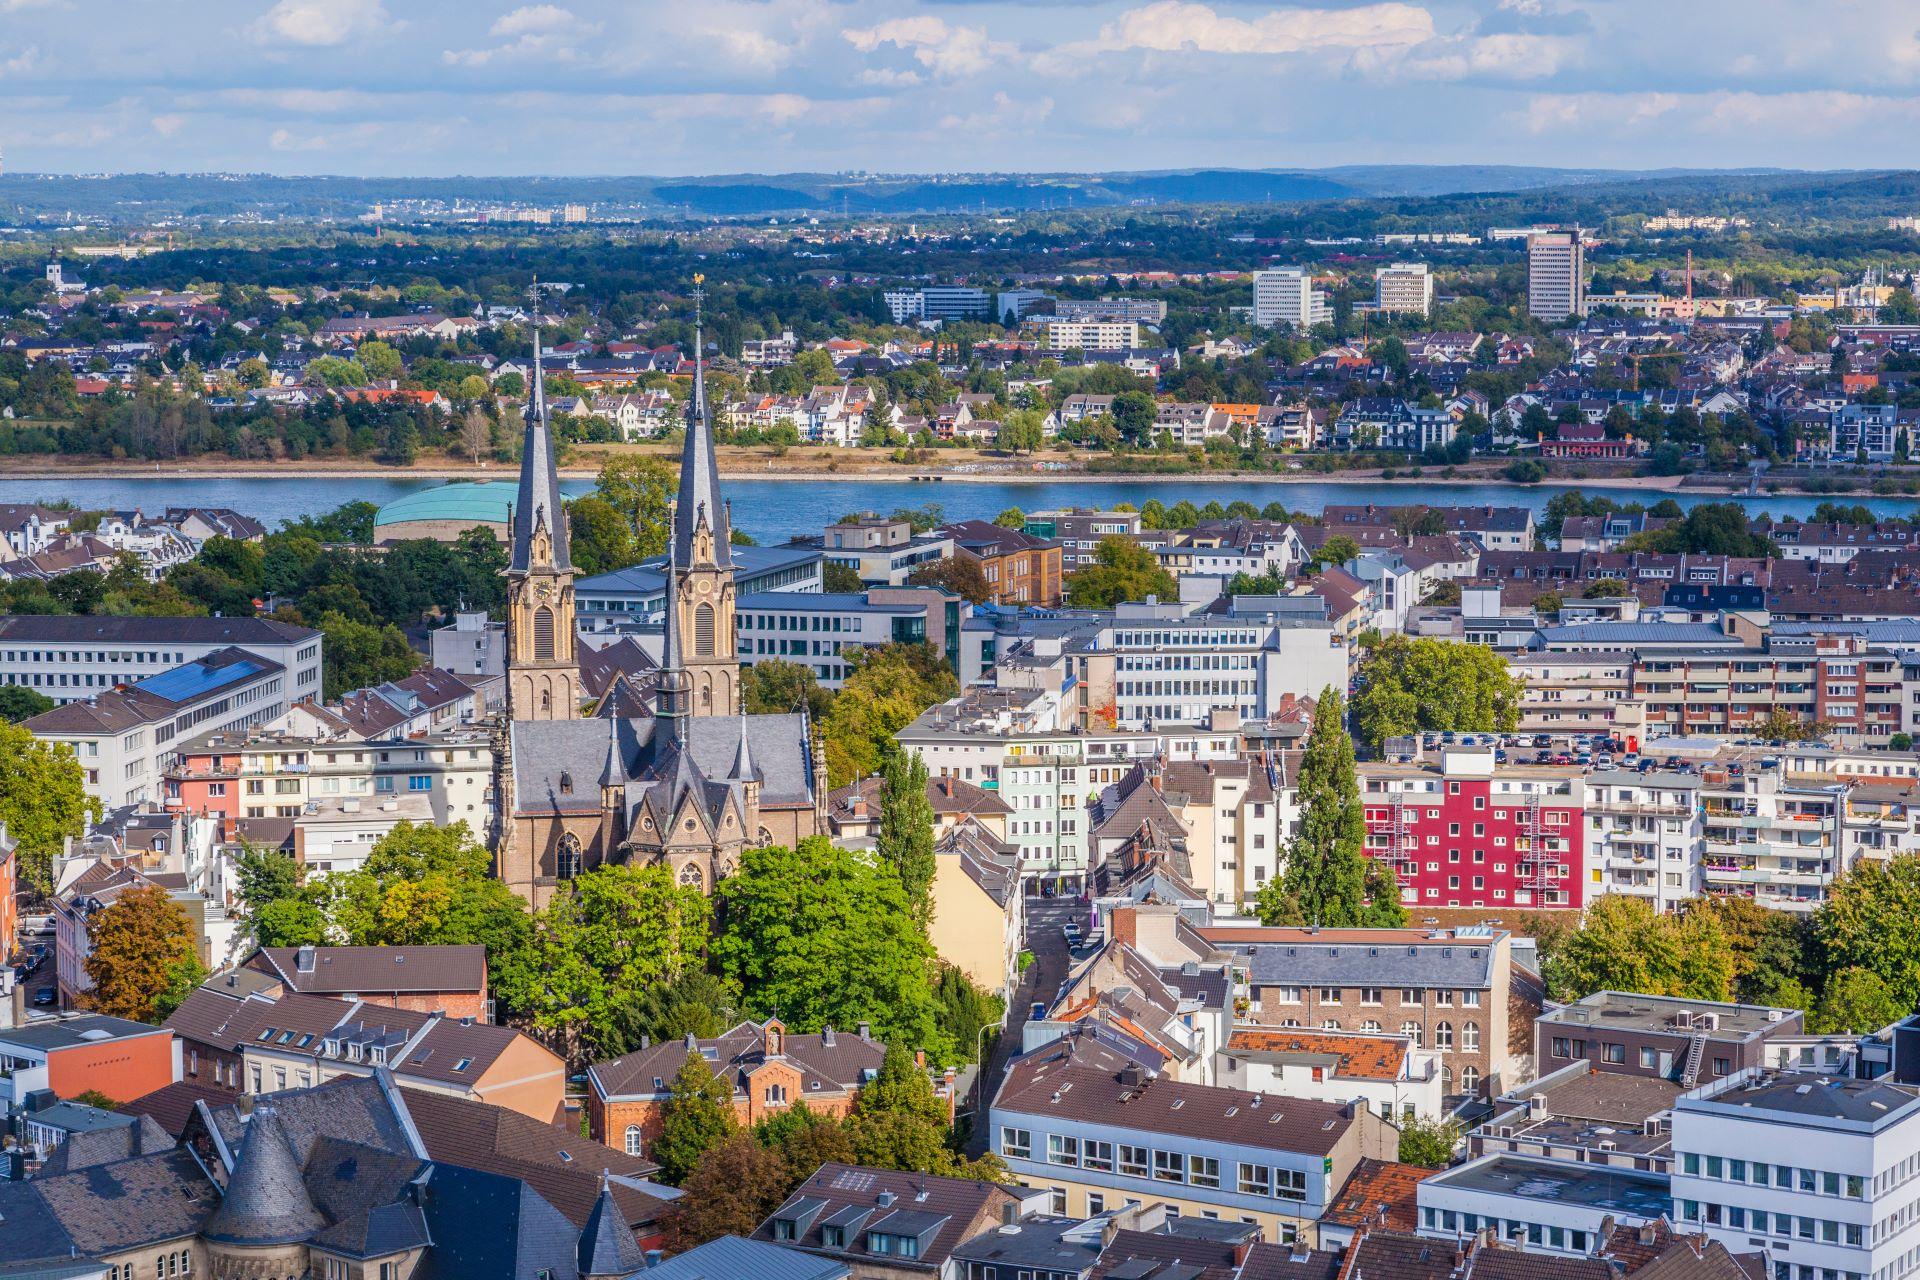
[491,302,828,908]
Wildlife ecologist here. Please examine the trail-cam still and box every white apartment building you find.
[1044,319,1140,352]
[1528,232,1586,321]
[1070,605,1348,731]
[0,615,321,706]
[1253,268,1331,330]
[24,648,296,810]
[1217,1028,1447,1121]
[1054,297,1168,324]
[1700,765,1847,913]
[1585,768,1703,910]
[1375,262,1434,316]
[1670,1071,1920,1280]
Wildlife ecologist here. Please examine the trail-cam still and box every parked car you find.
[33,987,57,1008]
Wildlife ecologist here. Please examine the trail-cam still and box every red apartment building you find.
[1358,748,1586,911]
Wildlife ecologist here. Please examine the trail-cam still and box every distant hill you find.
[0,166,1909,224]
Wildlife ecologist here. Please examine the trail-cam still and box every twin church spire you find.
[507,275,737,725]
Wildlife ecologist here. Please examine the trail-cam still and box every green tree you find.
[820,645,956,787]
[514,864,711,1062]
[1397,1116,1460,1168]
[992,508,1026,529]
[1582,578,1630,598]
[756,1103,855,1192]
[1623,503,1776,557]
[316,611,422,700]
[568,495,639,575]
[357,341,403,381]
[741,658,833,722]
[877,748,938,926]
[654,1051,739,1185]
[1350,635,1524,750]
[1547,896,1732,1002]
[934,963,1002,1066]
[595,456,676,559]
[253,898,330,947]
[1813,968,1906,1034]
[822,562,865,593]
[235,843,302,912]
[1312,535,1361,570]
[0,720,99,891]
[1277,689,1374,928]
[995,410,1045,455]
[714,837,949,1060]
[84,886,202,1022]
[1064,537,1177,609]
[1816,856,1920,1012]
[603,968,744,1056]
[0,685,54,722]
[906,556,993,605]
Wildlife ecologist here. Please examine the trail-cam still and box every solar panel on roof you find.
[830,1169,877,1192]
[134,658,266,703]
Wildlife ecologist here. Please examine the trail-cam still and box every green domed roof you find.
[374,481,520,530]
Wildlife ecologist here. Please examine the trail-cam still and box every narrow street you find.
[965,893,1086,1156]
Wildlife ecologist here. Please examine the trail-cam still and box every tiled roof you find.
[753,1162,1020,1270]
[118,1079,236,1137]
[250,944,487,996]
[590,1019,885,1103]
[1226,1030,1411,1081]
[1321,1159,1436,1231]
[995,1033,1358,1156]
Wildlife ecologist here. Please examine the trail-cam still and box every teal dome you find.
[374,481,520,534]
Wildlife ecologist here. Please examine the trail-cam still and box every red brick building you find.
[1541,423,1635,460]
[1358,751,1585,911]
[588,1019,911,1157]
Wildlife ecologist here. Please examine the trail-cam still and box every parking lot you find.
[9,918,58,1013]
[1398,731,1712,774]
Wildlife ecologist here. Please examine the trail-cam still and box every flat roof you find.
[1686,1073,1920,1125]
[0,1013,171,1052]
[1540,992,1796,1039]
[1428,1156,1671,1218]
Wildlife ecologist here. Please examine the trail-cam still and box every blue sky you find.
[3,0,1919,176]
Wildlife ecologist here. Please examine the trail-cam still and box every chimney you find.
[1233,1242,1254,1267]
[858,1022,872,1041]
[685,1032,698,1052]
[822,1025,836,1048]
[640,1035,649,1049]
[877,1191,896,1208]
[1111,906,1138,948]
[1638,1223,1656,1246]
[914,1048,927,1069]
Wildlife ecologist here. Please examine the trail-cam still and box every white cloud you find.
[254,0,392,47]
[445,4,592,66]
[843,15,1011,79]
[1365,30,1580,81]
[1515,88,1920,137]
[0,0,64,10]
[939,90,1049,132]
[150,114,185,136]
[268,127,328,151]
[0,45,39,75]
[1054,1,1434,59]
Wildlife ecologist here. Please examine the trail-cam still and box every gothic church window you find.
[557,833,582,879]
[679,863,704,890]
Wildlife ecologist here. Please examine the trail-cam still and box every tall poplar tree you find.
[877,747,937,926]
[1276,687,1372,927]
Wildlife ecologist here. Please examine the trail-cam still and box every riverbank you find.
[0,453,1907,498]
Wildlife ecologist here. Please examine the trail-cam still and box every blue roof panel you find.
[134,657,267,703]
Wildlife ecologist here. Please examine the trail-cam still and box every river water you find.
[1,472,1915,543]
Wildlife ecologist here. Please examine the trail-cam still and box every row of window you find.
[1676,1199,1865,1248]
[1551,1039,1732,1077]
[1421,1207,1591,1255]
[1002,1129,1307,1201]
[106,1252,191,1280]
[1266,986,1482,1007]
[1680,1155,1864,1199]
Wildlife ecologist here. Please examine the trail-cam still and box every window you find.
[1319,987,1341,1003]
[1084,1140,1114,1172]
[1001,1127,1032,1159]
[1435,1022,1454,1049]
[1360,988,1383,1005]
[696,603,717,656]
[1402,1021,1423,1047]
[1551,1036,1570,1058]
[1460,1066,1481,1093]
[1640,1047,1658,1069]
[1047,1134,1080,1166]
[1119,1145,1149,1177]
[556,833,582,880]
[1189,1155,1221,1188]
[1238,1163,1272,1196]
[1050,1187,1068,1215]
[533,606,556,660]
[1275,1168,1307,1201]
[1604,1042,1626,1064]
[1153,1149,1186,1182]
[1462,1022,1480,1052]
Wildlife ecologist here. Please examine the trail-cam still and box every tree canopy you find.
[1351,634,1524,750]
[1064,536,1177,609]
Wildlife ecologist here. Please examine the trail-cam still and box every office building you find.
[1670,1071,1920,1280]
[1253,268,1331,330]
[1375,262,1435,315]
[1537,993,1805,1087]
[1528,232,1585,320]
[0,615,321,706]
[823,517,955,585]
[1022,509,1143,570]
[992,1030,1399,1242]
[885,286,991,324]
[1055,297,1168,324]
[24,648,299,810]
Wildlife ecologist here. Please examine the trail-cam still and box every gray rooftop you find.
[1540,992,1799,1040]
[1686,1072,1920,1126]
[1429,1156,1672,1218]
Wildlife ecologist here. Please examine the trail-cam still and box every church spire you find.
[674,274,732,570]
[731,706,756,781]
[655,500,691,745]
[511,278,569,573]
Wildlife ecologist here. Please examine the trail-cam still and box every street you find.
[965,892,1088,1155]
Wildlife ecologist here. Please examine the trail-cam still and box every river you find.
[0,473,1915,543]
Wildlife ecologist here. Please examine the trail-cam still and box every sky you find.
[2,0,1919,177]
